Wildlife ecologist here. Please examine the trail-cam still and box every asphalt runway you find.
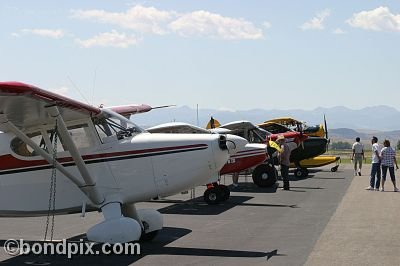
[0,165,353,265]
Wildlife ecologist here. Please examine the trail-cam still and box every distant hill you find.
[330,128,400,148]
[132,105,400,131]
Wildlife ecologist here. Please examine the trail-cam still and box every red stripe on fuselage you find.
[0,144,208,171]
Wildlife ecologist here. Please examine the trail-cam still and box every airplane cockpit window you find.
[67,124,94,149]
[249,127,269,143]
[11,132,47,157]
[93,109,144,143]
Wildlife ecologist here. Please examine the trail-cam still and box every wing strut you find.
[46,106,105,205]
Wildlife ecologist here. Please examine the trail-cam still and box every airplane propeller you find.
[324,114,330,151]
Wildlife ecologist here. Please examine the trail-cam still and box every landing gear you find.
[331,165,339,172]
[121,205,163,242]
[252,164,277,187]
[294,168,309,178]
[140,221,159,242]
[203,183,230,205]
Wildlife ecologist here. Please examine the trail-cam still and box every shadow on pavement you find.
[0,227,280,265]
[158,196,253,215]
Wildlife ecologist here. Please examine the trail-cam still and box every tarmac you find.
[0,164,398,265]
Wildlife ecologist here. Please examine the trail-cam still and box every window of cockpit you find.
[92,116,141,143]
[11,132,47,157]
[66,124,94,149]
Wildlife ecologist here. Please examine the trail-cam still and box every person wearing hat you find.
[276,134,291,190]
[366,136,382,191]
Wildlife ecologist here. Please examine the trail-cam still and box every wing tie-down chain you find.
[44,119,58,241]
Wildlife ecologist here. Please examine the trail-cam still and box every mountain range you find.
[132,105,400,132]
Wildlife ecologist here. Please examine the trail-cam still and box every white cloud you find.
[13,28,65,39]
[71,5,264,40]
[346,6,400,32]
[300,9,331,30]
[333,28,346,34]
[71,5,175,35]
[75,30,140,48]
[263,21,272,29]
[169,10,263,40]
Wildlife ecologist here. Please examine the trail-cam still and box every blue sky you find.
[0,1,399,110]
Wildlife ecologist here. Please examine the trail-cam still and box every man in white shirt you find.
[366,136,381,191]
[351,137,364,176]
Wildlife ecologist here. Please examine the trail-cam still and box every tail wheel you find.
[252,164,277,187]
[331,166,339,172]
[204,187,221,205]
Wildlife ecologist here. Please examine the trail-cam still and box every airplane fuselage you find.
[0,132,229,216]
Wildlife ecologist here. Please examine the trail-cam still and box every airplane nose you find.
[225,134,249,154]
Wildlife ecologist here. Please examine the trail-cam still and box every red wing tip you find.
[0,81,36,88]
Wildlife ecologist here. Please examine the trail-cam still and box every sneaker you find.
[365,186,373,190]
[375,188,380,191]
[358,171,361,176]
[394,188,399,192]
[381,188,385,192]
[354,172,358,176]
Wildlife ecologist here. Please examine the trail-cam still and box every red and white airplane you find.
[147,122,268,204]
[0,82,248,243]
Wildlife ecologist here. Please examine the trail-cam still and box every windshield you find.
[93,109,145,142]
[250,126,270,143]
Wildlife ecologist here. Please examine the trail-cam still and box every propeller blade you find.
[324,114,328,140]
[324,114,330,151]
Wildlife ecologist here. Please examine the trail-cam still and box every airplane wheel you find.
[252,164,277,187]
[218,185,230,202]
[302,168,309,177]
[204,187,221,205]
[331,166,339,172]
[140,230,159,242]
[294,169,303,178]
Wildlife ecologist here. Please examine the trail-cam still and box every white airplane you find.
[0,82,248,243]
[147,122,268,203]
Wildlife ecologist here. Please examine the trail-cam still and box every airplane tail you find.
[206,116,221,129]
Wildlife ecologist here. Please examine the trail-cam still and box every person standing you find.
[351,137,364,176]
[366,136,381,191]
[380,140,399,192]
[276,135,291,190]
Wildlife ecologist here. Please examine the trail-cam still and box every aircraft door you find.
[66,123,120,189]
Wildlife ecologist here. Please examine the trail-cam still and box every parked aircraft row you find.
[0,82,339,244]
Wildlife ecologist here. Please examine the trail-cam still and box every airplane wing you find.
[220,120,257,131]
[107,104,152,117]
[109,104,175,118]
[147,122,210,134]
[0,82,106,205]
[0,82,100,132]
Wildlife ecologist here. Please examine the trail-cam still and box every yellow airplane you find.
[259,117,326,138]
[258,116,340,176]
